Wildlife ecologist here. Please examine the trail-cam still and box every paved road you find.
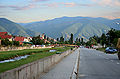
[39,49,79,79]
[78,48,120,79]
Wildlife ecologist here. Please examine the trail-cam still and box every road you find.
[78,48,120,79]
[39,49,79,79]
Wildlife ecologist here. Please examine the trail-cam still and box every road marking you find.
[117,62,120,64]
[106,58,109,59]
[111,60,113,62]
[79,74,86,77]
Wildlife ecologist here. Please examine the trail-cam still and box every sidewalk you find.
[39,48,79,79]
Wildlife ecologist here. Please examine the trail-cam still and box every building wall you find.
[0,40,1,45]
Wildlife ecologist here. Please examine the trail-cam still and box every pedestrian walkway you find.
[39,48,79,79]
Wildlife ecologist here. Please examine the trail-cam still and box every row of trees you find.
[56,33,84,45]
[56,33,74,44]
[86,28,120,47]
[1,38,19,46]
[31,35,55,45]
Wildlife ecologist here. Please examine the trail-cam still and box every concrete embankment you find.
[0,48,76,79]
[0,46,52,51]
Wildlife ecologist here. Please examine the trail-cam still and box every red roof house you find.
[14,37,26,45]
[0,35,12,39]
[0,32,8,35]
[14,37,25,42]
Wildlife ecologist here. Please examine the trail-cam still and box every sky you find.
[0,0,120,23]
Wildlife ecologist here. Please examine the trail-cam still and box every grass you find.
[0,48,51,61]
[0,47,73,73]
[96,48,105,52]
[96,47,118,54]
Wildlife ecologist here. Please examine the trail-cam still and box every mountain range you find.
[19,16,120,41]
[0,18,40,37]
[0,17,120,41]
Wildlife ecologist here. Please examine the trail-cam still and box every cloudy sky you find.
[0,0,120,23]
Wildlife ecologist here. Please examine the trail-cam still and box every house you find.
[0,35,12,39]
[23,37,32,42]
[14,36,25,45]
[14,36,24,42]
[0,32,7,35]
[24,37,29,42]
[14,36,32,45]
[44,39,47,43]
[42,33,45,39]
[0,32,13,41]
[27,37,32,41]
[40,37,43,40]
[54,39,57,42]
[0,39,1,45]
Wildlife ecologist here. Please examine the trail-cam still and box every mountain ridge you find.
[19,16,120,40]
[0,16,120,41]
[0,18,40,37]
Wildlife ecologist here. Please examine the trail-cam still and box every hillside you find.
[0,18,40,37]
[20,16,120,40]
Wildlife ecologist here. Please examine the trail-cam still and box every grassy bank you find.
[96,48,105,52]
[0,47,73,73]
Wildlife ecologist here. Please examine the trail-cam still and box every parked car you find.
[105,47,117,53]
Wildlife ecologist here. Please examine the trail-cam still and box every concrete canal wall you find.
[0,46,52,51]
[0,48,76,79]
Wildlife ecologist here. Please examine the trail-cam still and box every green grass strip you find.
[0,47,73,73]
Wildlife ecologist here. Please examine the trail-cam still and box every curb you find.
[70,49,80,79]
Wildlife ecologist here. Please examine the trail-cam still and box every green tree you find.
[106,28,116,45]
[57,38,59,41]
[81,38,84,45]
[44,35,47,39]
[69,33,73,44]
[31,37,44,45]
[12,41,20,46]
[50,39,54,44]
[60,36,64,43]
[75,38,78,43]
[79,38,81,42]
[100,33,107,46]
[65,41,69,44]
[1,38,11,46]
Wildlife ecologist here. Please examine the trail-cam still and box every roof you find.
[40,37,43,40]
[14,37,25,42]
[0,35,12,39]
[0,32,7,35]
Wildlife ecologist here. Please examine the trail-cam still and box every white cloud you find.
[91,0,120,6]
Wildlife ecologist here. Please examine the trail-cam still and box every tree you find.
[12,41,19,46]
[81,38,84,45]
[79,38,81,42]
[50,39,54,44]
[65,41,69,44]
[60,36,64,43]
[100,33,107,46]
[31,37,44,45]
[75,38,78,43]
[69,33,73,44]
[57,38,59,41]
[106,28,116,45]
[47,37,49,41]
[1,38,11,46]
[44,35,47,39]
